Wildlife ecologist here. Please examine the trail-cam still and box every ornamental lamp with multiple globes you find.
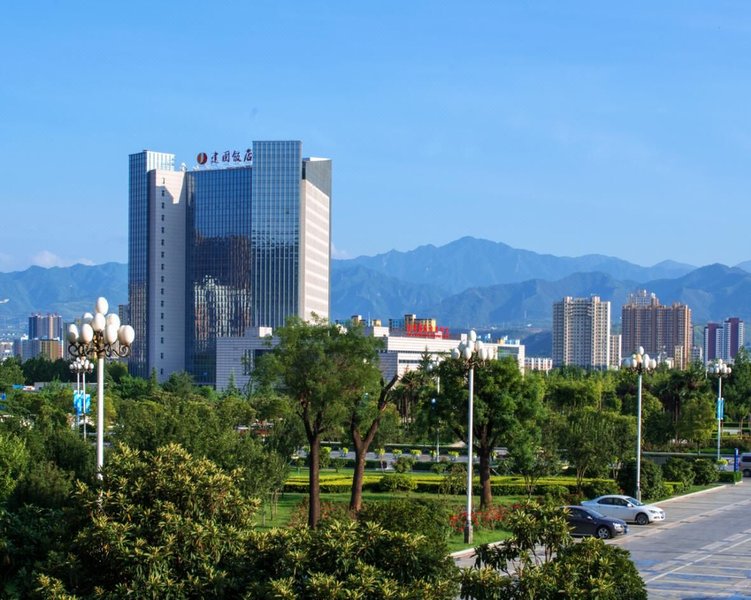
[451,330,493,544]
[621,346,656,502]
[707,359,731,461]
[67,297,135,479]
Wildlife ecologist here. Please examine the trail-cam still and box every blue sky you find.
[1,2,750,272]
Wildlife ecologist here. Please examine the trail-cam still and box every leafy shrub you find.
[288,498,353,528]
[8,461,73,510]
[393,455,416,473]
[448,509,479,533]
[661,480,690,497]
[440,464,467,495]
[662,457,695,486]
[724,435,751,452]
[580,479,620,499]
[473,504,511,531]
[548,538,647,599]
[358,498,452,545]
[718,471,742,483]
[616,458,664,500]
[431,462,448,475]
[692,458,718,485]
[378,473,416,493]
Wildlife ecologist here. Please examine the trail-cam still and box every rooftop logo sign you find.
[197,149,253,167]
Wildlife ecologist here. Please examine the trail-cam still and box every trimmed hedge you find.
[283,474,617,498]
[718,471,743,484]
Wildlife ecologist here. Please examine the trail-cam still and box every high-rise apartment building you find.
[28,313,62,341]
[703,317,744,364]
[552,296,611,369]
[128,141,331,386]
[621,290,692,369]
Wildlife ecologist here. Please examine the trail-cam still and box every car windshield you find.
[625,496,643,506]
[581,507,606,518]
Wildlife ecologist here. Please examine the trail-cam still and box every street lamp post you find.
[452,330,492,544]
[69,356,93,439]
[67,297,134,479]
[707,359,731,461]
[622,346,656,502]
[428,361,441,462]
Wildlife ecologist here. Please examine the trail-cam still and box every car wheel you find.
[596,526,612,539]
[743,469,751,477]
[635,513,649,526]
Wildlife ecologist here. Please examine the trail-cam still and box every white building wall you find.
[300,174,330,321]
[148,169,186,381]
[214,326,526,391]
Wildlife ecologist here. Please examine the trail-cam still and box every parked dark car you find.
[563,505,628,539]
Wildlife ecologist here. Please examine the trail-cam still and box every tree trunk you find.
[348,375,398,513]
[308,436,321,528]
[479,444,493,508]
[349,435,367,512]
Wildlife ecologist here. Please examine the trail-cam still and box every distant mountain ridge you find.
[1,240,750,335]
[336,236,697,294]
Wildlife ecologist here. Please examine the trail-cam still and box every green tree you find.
[557,407,635,490]
[36,443,260,598]
[0,357,24,393]
[0,432,29,503]
[722,348,751,431]
[255,316,378,527]
[677,395,715,449]
[348,372,398,511]
[436,356,535,508]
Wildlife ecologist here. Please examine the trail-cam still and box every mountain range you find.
[1,238,750,338]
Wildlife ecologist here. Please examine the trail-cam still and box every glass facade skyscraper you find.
[128,141,331,386]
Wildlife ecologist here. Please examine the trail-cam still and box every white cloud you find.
[331,244,350,260]
[30,251,97,269]
[31,250,65,268]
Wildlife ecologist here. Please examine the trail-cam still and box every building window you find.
[161,239,164,246]
[161,202,165,209]
[161,214,165,222]
[161,313,164,319]
[161,288,164,295]
[161,337,164,344]
[161,325,164,332]
[161,263,164,270]
[160,368,164,375]
[160,276,164,283]
[160,353,164,359]
[161,300,164,307]
[161,251,164,258]
[161,227,164,234]
[161,189,165,197]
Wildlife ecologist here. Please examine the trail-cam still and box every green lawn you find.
[254,481,524,554]
[257,466,721,554]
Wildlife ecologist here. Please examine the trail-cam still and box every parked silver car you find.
[582,495,666,525]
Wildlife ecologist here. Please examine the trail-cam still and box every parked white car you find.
[582,495,666,525]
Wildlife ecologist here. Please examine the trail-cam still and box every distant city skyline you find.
[2,2,751,272]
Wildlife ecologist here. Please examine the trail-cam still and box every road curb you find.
[658,482,739,505]
[450,538,506,559]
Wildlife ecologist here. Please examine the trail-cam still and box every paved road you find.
[454,482,751,598]
[613,482,751,599]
